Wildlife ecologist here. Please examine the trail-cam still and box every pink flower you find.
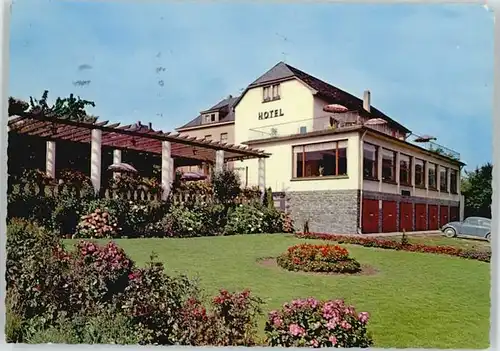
[289,324,305,336]
[329,336,337,345]
[307,297,319,308]
[326,320,337,330]
[340,320,352,330]
[310,339,319,347]
[273,317,283,327]
[358,312,370,324]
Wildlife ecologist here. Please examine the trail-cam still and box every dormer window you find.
[263,84,280,102]
[202,112,219,124]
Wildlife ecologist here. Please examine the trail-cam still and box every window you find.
[414,158,425,187]
[263,84,280,101]
[272,84,280,99]
[428,162,437,189]
[263,86,271,101]
[440,166,448,192]
[363,142,378,180]
[299,126,307,134]
[210,113,216,122]
[203,115,211,124]
[450,169,458,194]
[204,135,212,140]
[293,140,347,178]
[381,149,396,182]
[220,133,228,143]
[399,153,411,185]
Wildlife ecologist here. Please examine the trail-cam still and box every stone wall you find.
[288,190,360,234]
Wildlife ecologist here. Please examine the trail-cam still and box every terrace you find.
[247,112,460,161]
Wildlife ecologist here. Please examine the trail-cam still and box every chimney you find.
[363,90,371,112]
[148,122,152,130]
[228,94,233,99]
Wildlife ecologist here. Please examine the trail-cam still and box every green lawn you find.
[66,234,491,348]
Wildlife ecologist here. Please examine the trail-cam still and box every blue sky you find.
[9,1,494,170]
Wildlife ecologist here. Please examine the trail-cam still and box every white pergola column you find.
[215,150,224,174]
[258,157,266,199]
[46,140,56,179]
[90,129,102,194]
[112,149,122,180]
[161,141,173,201]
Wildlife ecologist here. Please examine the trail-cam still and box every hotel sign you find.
[258,108,284,120]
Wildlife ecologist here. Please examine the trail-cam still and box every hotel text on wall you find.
[258,109,284,120]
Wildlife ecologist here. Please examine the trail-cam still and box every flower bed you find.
[296,232,491,263]
[277,243,361,273]
[265,298,373,348]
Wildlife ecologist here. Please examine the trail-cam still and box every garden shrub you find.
[212,169,241,204]
[24,315,81,344]
[6,218,66,321]
[7,192,56,228]
[58,168,95,199]
[24,311,140,344]
[162,203,209,238]
[265,298,373,348]
[65,241,134,313]
[179,289,263,346]
[126,200,169,237]
[277,243,361,273]
[297,232,492,263]
[224,204,267,235]
[51,195,84,236]
[242,185,262,202]
[5,290,24,343]
[282,212,295,233]
[85,198,130,230]
[74,208,120,239]
[119,256,200,345]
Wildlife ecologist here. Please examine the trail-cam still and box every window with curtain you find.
[363,142,378,179]
[428,162,437,189]
[293,141,347,178]
[415,158,425,187]
[450,169,458,194]
[399,153,411,185]
[381,149,396,182]
[440,166,448,192]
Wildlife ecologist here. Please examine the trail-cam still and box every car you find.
[441,217,491,242]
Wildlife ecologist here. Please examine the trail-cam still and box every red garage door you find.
[440,205,449,226]
[382,200,397,233]
[450,206,459,222]
[399,202,413,231]
[428,205,439,230]
[362,199,379,233]
[415,204,427,231]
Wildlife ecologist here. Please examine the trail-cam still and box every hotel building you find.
[177,62,464,234]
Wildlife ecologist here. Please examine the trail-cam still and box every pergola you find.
[8,111,269,200]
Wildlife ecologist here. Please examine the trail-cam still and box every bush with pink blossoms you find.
[178,289,263,346]
[74,208,119,239]
[265,297,373,348]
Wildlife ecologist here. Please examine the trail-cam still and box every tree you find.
[28,90,97,123]
[8,97,29,116]
[461,162,492,218]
